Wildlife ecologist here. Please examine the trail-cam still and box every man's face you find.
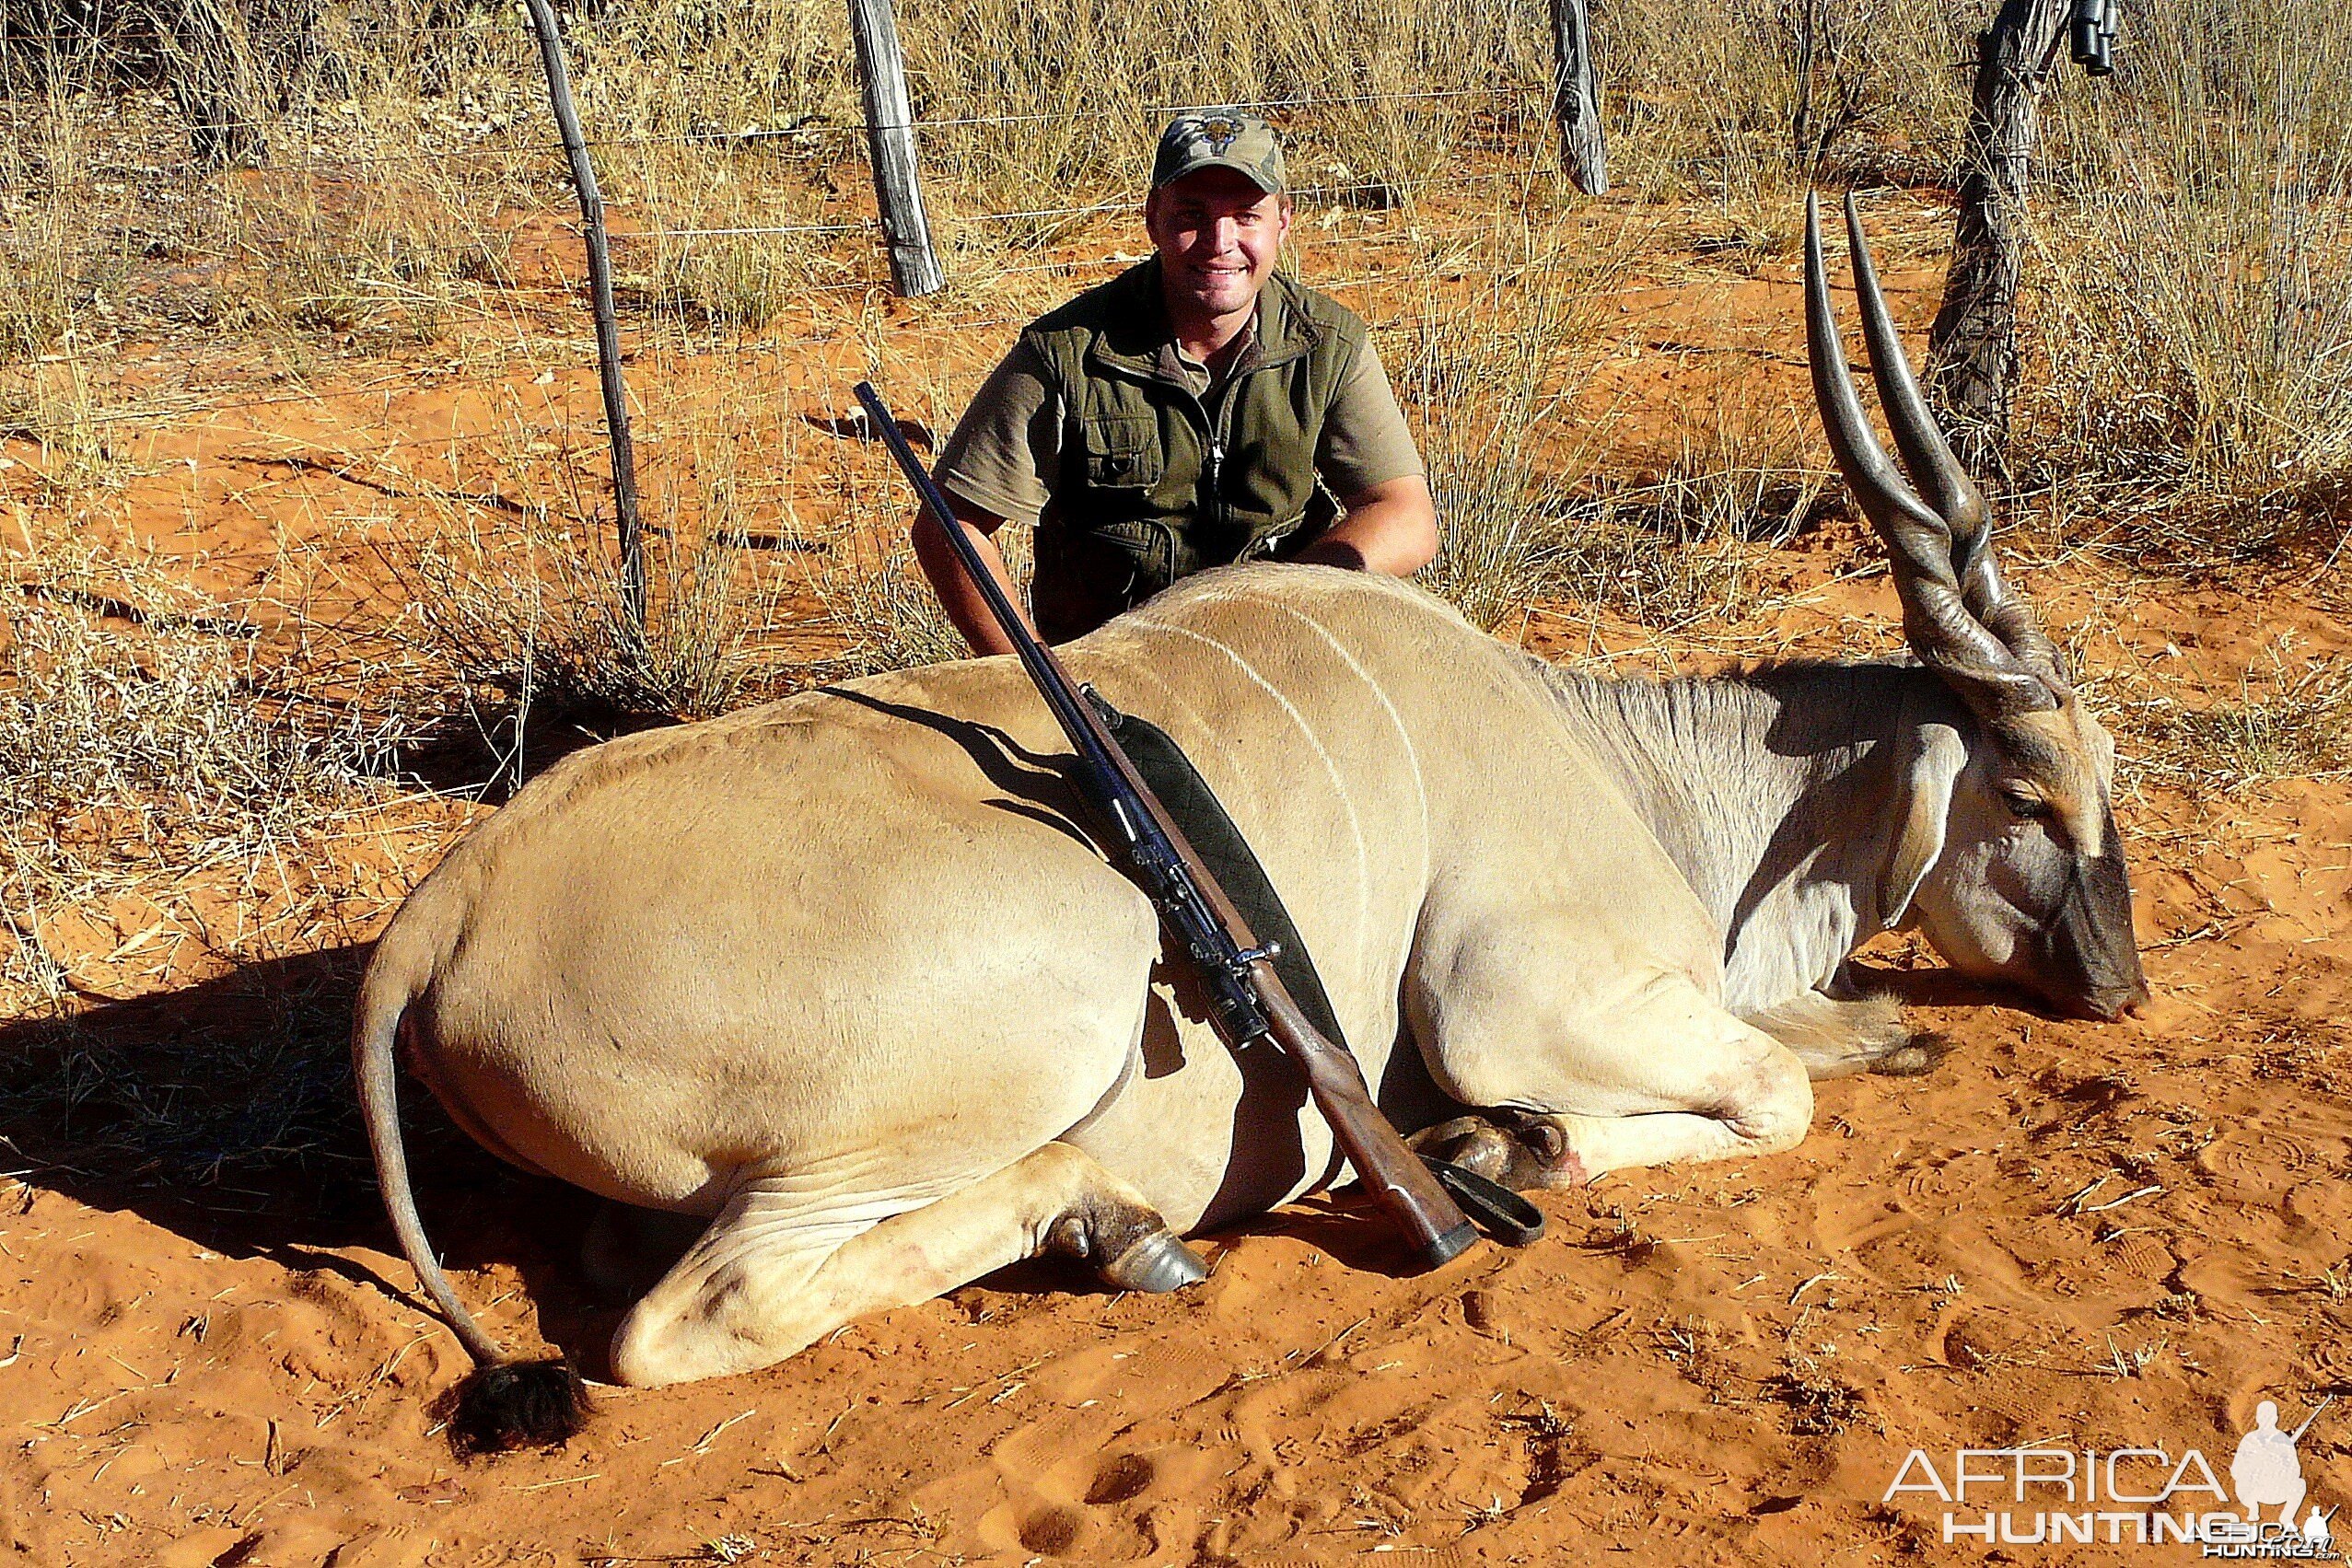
[1144,167,1292,322]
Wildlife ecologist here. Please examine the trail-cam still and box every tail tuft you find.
[448,1358,590,1454]
[1869,1028,1955,1079]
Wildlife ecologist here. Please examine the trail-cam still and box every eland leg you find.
[1406,1115,1560,1191]
[611,1141,1205,1388]
[1429,973,1816,1188]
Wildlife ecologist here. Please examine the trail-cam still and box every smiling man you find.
[915,110,1437,650]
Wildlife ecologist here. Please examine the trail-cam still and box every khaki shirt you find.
[936,307,1424,525]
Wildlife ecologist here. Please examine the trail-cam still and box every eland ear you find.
[1880,714,1969,931]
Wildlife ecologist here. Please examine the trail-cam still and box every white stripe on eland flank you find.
[1254,599,1434,997]
[1257,598,1431,893]
[1123,615,1372,952]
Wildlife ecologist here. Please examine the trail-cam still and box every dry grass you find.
[0,0,1969,363]
[0,83,146,487]
[1397,208,1647,633]
[192,173,516,343]
[0,528,412,1007]
[2023,0,2352,548]
[791,521,992,679]
[1610,381,1834,550]
[1602,0,1974,201]
[1518,376,1834,637]
[0,0,2336,636]
[2,935,382,1189]
[389,417,810,729]
[2145,655,2352,787]
[0,85,127,363]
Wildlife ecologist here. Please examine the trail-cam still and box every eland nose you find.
[2081,979,2151,1022]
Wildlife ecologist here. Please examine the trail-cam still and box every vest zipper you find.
[1207,376,1242,541]
[1163,354,1248,549]
[1181,382,1226,543]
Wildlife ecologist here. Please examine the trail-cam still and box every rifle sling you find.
[1089,701,1349,1052]
[1089,699,1543,1249]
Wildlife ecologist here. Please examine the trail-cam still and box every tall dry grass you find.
[2023,0,2352,548]
[387,403,817,734]
[0,77,145,484]
[0,0,1982,346]
[0,528,412,1005]
[1396,205,1646,632]
[1601,0,1975,204]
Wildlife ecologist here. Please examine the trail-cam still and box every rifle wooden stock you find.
[854,379,1475,1271]
[1255,976,1477,1263]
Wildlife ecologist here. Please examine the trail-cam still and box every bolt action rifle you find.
[855,380,1539,1270]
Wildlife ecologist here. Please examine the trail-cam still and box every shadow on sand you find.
[0,704,676,1367]
[0,940,641,1365]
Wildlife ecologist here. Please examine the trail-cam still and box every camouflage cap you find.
[1150,109,1287,195]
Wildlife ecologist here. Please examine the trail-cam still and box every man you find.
[915,110,1437,652]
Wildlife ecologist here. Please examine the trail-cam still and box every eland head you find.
[1805,192,2148,1021]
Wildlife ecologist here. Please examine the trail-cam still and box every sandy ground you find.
[4,200,2350,1567]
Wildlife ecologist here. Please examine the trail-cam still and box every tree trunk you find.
[1925,0,2070,472]
[523,0,646,633]
[159,0,269,167]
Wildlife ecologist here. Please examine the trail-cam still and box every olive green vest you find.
[1021,259,1372,641]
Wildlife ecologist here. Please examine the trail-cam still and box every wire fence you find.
[12,75,1566,308]
[6,68,1614,548]
[8,79,1557,338]
[26,84,1546,176]
[63,269,1717,443]
[34,82,1538,143]
[50,191,1659,443]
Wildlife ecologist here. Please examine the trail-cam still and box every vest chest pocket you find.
[1082,517,1174,588]
[1080,416,1166,490]
[1031,517,1175,640]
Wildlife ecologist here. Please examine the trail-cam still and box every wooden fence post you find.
[1925,0,2070,472]
[1549,0,1609,196]
[845,0,946,297]
[521,0,646,634]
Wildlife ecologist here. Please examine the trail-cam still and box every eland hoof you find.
[1100,1229,1210,1294]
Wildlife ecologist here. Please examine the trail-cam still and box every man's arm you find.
[1295,474,1438,575]
[1309,331,1437,575]
[914,339,1061,656]
[911,495,1035,657]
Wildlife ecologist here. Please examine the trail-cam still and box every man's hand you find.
[910,497,1036,657]
[1296,474,1438,575]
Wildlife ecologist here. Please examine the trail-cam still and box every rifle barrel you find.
[851,383,1124,791]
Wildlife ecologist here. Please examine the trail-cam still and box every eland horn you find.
[1803,191,2066,721]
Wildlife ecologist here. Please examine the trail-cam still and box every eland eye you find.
[2001,787,2052,821]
